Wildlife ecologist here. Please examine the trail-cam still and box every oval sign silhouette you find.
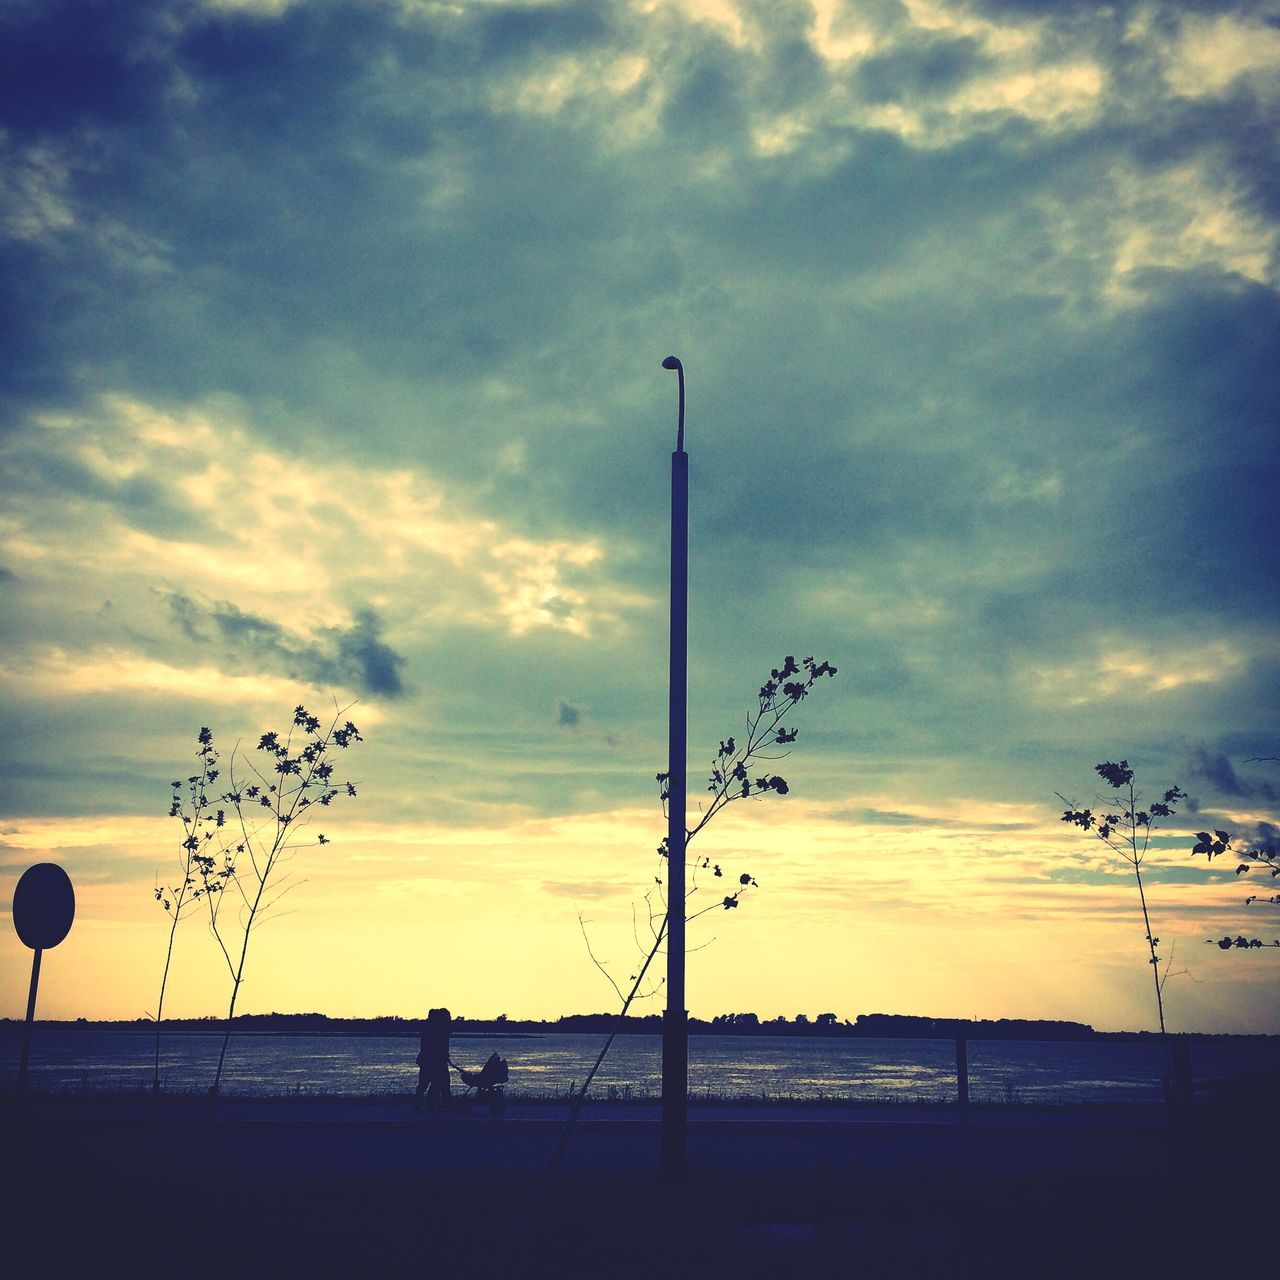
[12,863,75,950]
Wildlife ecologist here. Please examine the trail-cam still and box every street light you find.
[661,354,688,1182]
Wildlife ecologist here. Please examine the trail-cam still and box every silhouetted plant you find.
[151,727,225,1096]
[584,655,837,1007]
[1190,756,1280,951]
[537,656,837,1192]
[166,703,362,1098]
[1057,760,1187,1040]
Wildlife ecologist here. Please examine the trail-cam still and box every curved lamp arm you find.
[662,356,685,453]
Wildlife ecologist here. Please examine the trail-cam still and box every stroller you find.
[453,1051,509,1115]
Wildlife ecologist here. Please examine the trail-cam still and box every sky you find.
[1,0,1278,1034]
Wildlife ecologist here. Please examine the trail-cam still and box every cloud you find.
[540,880,619,900]
[0,394,648,644]
[858,34,990,103]
[0,647,309,706]
[1185,744,1280,803]
[1,0,1277,1028]
[164,594,407,698]
[1158,10,1280,102]
[1242,818,1279,849]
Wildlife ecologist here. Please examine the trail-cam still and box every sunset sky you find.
[2,0,1278,1034]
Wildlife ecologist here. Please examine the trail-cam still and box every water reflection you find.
[3,1026,1252,1103]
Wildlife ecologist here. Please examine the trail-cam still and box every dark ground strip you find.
[3,1093,1269,1277]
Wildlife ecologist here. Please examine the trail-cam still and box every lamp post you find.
[660,354,688,1182]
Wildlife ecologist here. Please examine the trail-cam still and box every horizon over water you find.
[3,1027,1274,1103]
[11,1008,1257,1035]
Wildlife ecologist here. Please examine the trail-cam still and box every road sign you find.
[12,862,76,1091]
[13,863,75,950]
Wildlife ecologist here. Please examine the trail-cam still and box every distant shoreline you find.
[3,1014,1277,1044]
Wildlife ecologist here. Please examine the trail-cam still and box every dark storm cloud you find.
[165,594,406,699]
[0,0,170,137]
[662,44,748,138]
[1186,745,1249,796]
[472,0,616,60]
[1246,819,1279,847]
[0,0,635,423]
[970,0,1248,17]
[1185,745,1280,803]
[0,1,1062,445]
[0,245,76,410]
[336,609,407,700]
[857,36,990,103]
[5,0,1276,562]
[1,0,1277,816]
[5,446,197,540]
[4,0,1280,1036]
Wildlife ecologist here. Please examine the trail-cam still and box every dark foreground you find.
[3,1094,1269,1277]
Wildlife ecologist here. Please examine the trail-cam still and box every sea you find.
[2,1027,1275,1103]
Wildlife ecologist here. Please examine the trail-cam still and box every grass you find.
[3,1074,1180,1118]
[5,1078,1157,1110]
[5,1086,1270,1278]
[4,1146,1266,1278]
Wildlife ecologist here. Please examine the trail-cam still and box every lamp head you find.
[661,356,681,370]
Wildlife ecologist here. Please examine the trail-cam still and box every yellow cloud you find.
[0,792,1261,1027]
[1160,13,1280,100]
[0,647,304,704]
[4,396,651,659]
[1025,635,1256,707]
[808,0,877,65]
[1106,162,1278,298]
[951,61,1104,124]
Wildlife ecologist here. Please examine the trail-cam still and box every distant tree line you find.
[4,1010,1099,1041]
[17,1010,1275,1042]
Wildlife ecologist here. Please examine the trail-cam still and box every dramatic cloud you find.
[1185,744,1280,803]
[1,0,1277,1030]
[166,594,407,698]
[557,698,584,728]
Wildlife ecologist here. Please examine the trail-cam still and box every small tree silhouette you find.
[164,703,362,1099]
[1057,760,1187,1045]
[534,655,837,1194]
[152,726,224,1096]
[1190,756,1280,951]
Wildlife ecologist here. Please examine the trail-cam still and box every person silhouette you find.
[414,1007,453,1114]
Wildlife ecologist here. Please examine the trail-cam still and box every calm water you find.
[2,1027,1274,1103]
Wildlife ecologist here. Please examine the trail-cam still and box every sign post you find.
[11,863,76,1092]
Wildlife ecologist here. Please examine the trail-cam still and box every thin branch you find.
[579,911,626,1004]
